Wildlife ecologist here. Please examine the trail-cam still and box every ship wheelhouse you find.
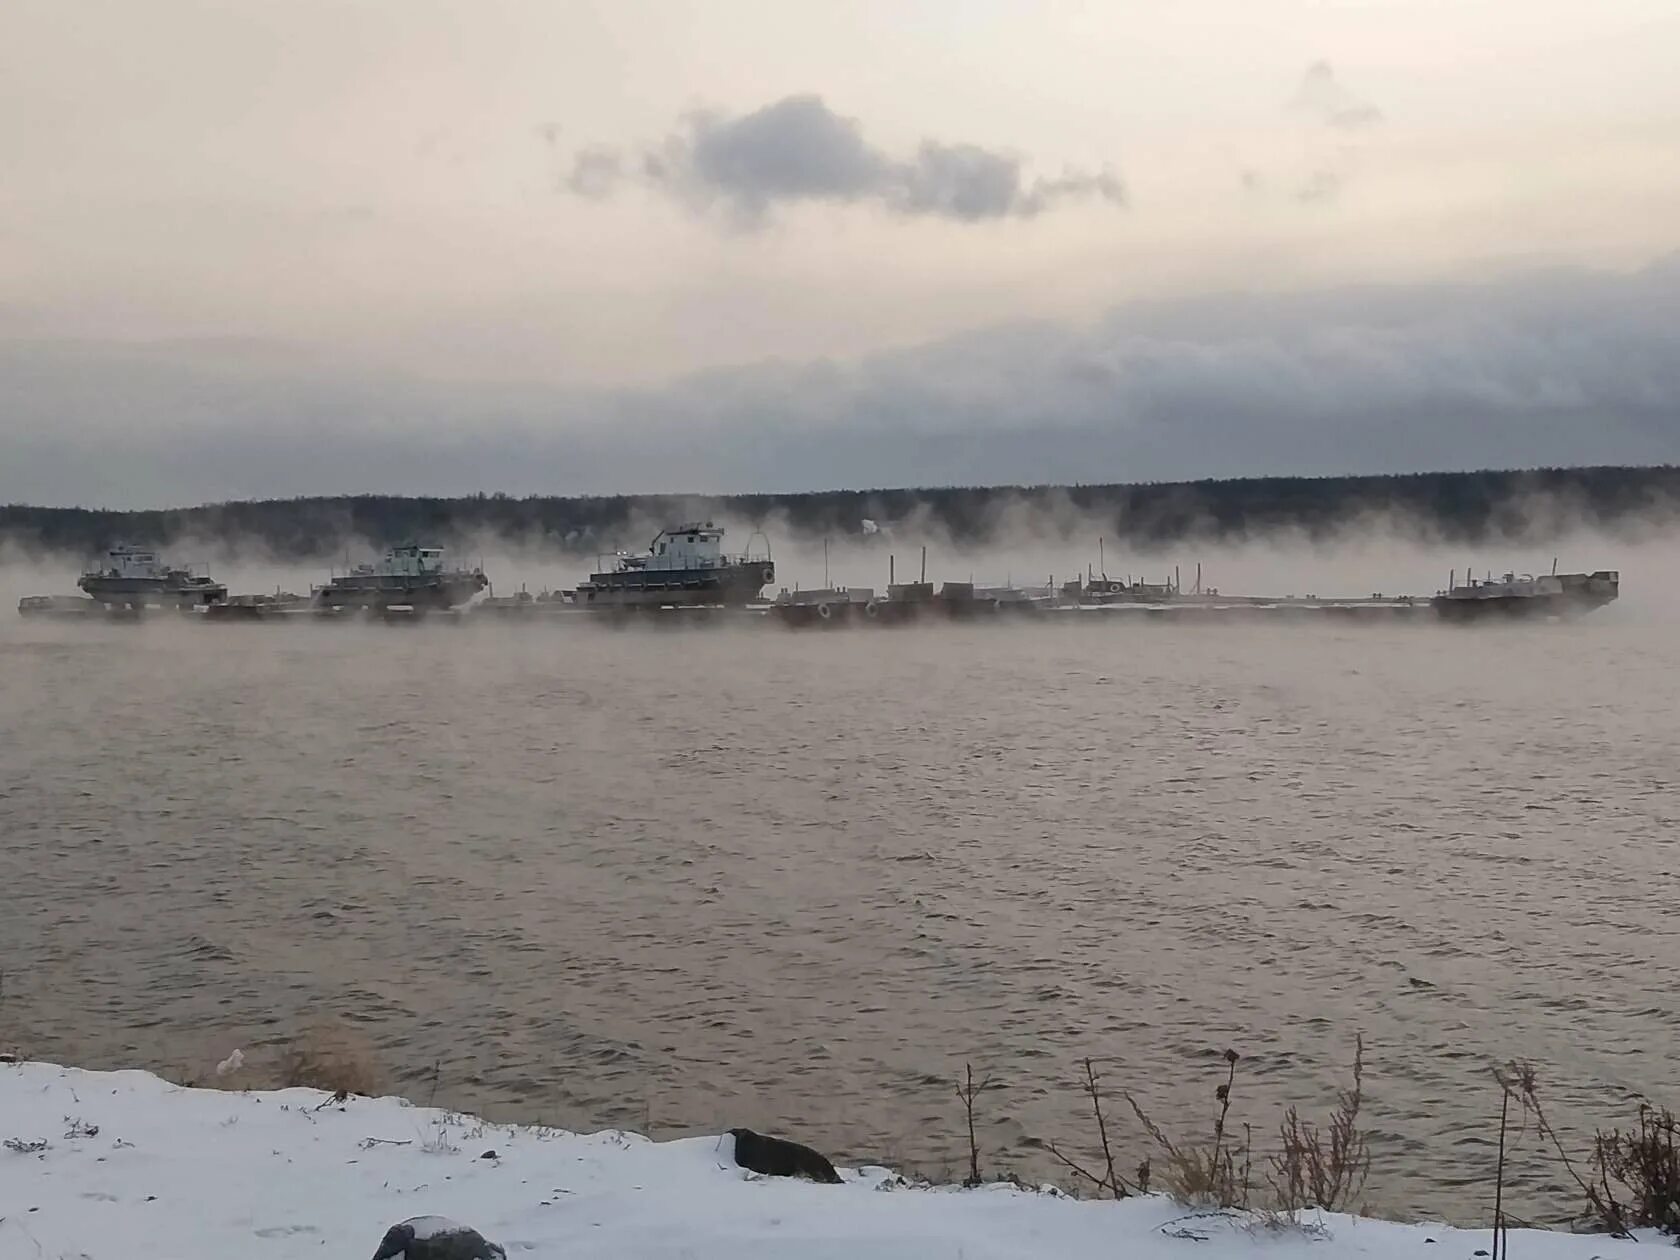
[647,524,729,571]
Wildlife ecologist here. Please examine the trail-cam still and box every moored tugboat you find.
[313,544,488,612]
[575,524,773,608]
[1431,567,1619,622]
[77,544,227,609]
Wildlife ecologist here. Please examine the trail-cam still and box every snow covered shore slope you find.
[0,1061,1667,1259]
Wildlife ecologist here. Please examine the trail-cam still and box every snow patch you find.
[0,1060,1670,1260]
[405,1214,465,1240]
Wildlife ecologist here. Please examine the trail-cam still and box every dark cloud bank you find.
[3,260,1678,510]
[568,94,1125,225]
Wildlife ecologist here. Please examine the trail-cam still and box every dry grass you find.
[169,1020,387,1096]
[1499,1060,1680,1240]
[0,967,16,1062]
[1127,1049,1252,1209]
[955,1063,993,1188]
[272,1021,385,1096]
[1593,1104,1680,1236]
[1045,1058,1137,1199]
[1070,1039,1373,1218]
[1493,1062,1680,1242]
[1268,1034,1371,1214]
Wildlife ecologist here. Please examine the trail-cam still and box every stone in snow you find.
[370,1216,505,1260]
[728,1127,843,1184]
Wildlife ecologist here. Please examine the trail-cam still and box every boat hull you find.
[18,595,101,619]
[314,573,488,611]
[576,560,773,608]
[1431,590,1616,622]
[77,576,227,607]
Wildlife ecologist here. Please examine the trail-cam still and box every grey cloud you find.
[575,94,1124,226]
[1255,61,1382,206]
[681,96,888,213]
[984,159,1125,221]
[565,145,622,199]
[3,260,1677,507]
[1296,169,1342,203]
[1292,60,1384,130]
[885,141,1123,222]
[891,141,1022,220]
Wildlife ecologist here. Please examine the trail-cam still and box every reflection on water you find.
[1,614,1676,1221]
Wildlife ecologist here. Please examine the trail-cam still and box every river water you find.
[2,594,1676,1223]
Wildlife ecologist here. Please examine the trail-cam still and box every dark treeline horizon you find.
[3,465,1678,560]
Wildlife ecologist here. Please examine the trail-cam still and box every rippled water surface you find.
[3,612,1677,1221]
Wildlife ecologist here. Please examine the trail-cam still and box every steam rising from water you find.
[6,498,1677,620]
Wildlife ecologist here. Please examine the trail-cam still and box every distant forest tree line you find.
[3,466,1677,560]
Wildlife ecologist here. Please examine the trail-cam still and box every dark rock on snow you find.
[728,1127,843,1184]
[371,1216,505,1260]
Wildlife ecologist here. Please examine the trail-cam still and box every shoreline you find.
[2,1058,1672,1259]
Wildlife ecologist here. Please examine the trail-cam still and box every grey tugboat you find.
[575,523,774,608]
[77,544,227,608]
[1431,567,1619,621]
[313,544,488,611]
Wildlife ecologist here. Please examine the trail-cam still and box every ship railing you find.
[612,554,767,572]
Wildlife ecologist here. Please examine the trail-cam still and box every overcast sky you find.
[4,0,1679,507]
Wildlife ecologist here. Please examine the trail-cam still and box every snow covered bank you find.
[0,1060,1668,1259]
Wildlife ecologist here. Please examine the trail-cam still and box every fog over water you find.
[1,528,1677,1223]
